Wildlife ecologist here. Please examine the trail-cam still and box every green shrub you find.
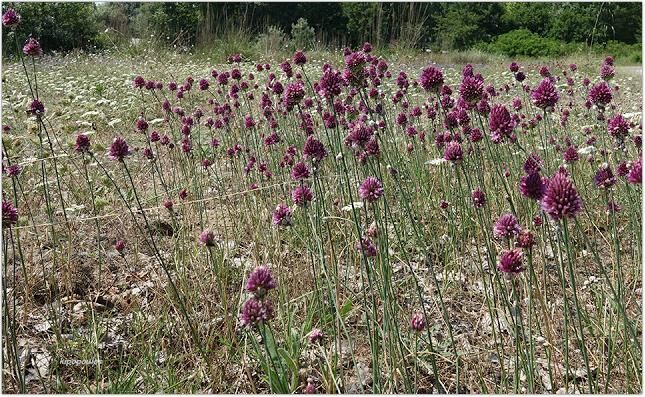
[595,40,642,63]
[290,18,315,50]
[484,29,566,58]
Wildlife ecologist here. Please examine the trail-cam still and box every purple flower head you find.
[198,229,216,247]
[541,171,583,220]
[523,153,543,174]
[284,81,305,111]
[410,312,426,332]
[419,65,444,93]
[509,62,520,73]
[519,172,547,201]
[28,99,45,116]
[317,68,343,99]
[594,164,616,189]
[291,161,310,180]
[472,188,486,208]
[531,78,559,110]
[628,157,642,184]
[588,81,612,108]
[292,185,313,206]
[114,239,126,254]
[488,104,515,142]
[493,213,522,240]
[108,136,131,161]
[600,64,615,81]
[293,50,307,66]
[23,38,43,57]
[2,198,18,228]
[356,236,377,257]
[459,75,484,104]
[358,176,384,203]
[246,265,277,298]
[75,134,91,153]
[498,249,524,275]
[443,141,463,162]
[5,164,21,177]
[309,328,324,344]
[563,146,579,163]
[2,8,20,28]
[240,297,274,327]
[607,114,630,140]
[272,203,293,227]
[515,71,526,82]
[303,136,327,162]
[516,229,536,249]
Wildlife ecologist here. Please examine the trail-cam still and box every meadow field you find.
[2,18,643,394]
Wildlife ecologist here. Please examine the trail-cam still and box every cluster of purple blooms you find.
[241,266,277,327]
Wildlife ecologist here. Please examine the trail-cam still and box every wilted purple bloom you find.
[498,249,524,275]
[246,265,277,298]
[472,188,486,208]
[2,8,20,28]
[419,65,444,93]
[292,185,313,206]
[358,176,384,202]
[519,172,547,201]
[531,78,559,110]
[240,297,274,327]
[443,141,463,162]
[515,71,526,82]
[23,38,43,57]
[588,81,612,107]
[272,203,293,226]
[356,236,377,257]
[410,312,426,332]
[5,164,21,177]
[493,213,522,240]
[594,164,616,189]
[541,171,583,220]
[628,157,642,184]
[198,229,216,247]
[108,136,131,161]
[2,198,18,228]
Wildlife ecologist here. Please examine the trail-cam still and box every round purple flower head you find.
[28,99,45,116]
[419,65,444,93]
[114,239,126,254]
[443,141,463,162]
[23,38,43,57]
[272,203,293,227]
[291,161,310,180]
[594,163,616,189]
[246,265,277,298]
[563,146,579,163]
[198,229,216,247]
[2,8,20,28]
[410,312,426,332]
[459,75,484,104]
[303,136,328,162]
[309,328,324,344]
[358,176,384,203]
[5,164,21,177]
[317,68,343,99]
[493,213,522,240]
[498,249,524,275]
[472,188,486,208]
[2,198,19,228]
[108,136,131,161]
[523,153,543,174]
[283,81,305,111]
[519,172,547,201]
[292,185,313,206]
[293,50,307,66]
[607,114,630,140]
[600,64,615,81]
[541,171,583,220]
[356,236,377,257]
[132,75,145,89]
[75,134,91,153]
[531,78,559,110]
[588,81,612,108]
[628,157,642,184]
[240,297,274,327]
[488,104,515,142]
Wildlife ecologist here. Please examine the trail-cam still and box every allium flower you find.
[356,236,377,257]
[472,188,486,208]
[493,213,522,240]
[291,161,310,180]
[292,185,313,206]
[246,265,277,298]
[272,203,293,226]
[628,157,642,184]
[516,229,536,249]
[308,328,324,344]
[607,114,630,140]
[198,229,216,247]
[419,65,444,93]
[531,78,559,110]
[523,153,543,174]
[600,64,615,81]
[293,50,307,66]
[317,68,343,99]
[284,81,305,111]
[2,198,18,228]
[459,75,484,103]
[358,176,384,202]
[114,239,126,254]
[588,81,612,108]
[509,62,520,73]
[515,71,526,82]
[498,249,524,275]
[410,312,426,332]
[443,141,463,162]
[541,171,583,220]
[75,134,91,153]
[594,164,616,189]
[519,172,547,201]
[23,38,43,57]
[2,8,21,28]
[563,146,579,163]
[28,99,45,116]
[108,136,131,161]
[488,104,515,142]
[240,297,274,327]
[5,164,21,177]
[303,136,327,162]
